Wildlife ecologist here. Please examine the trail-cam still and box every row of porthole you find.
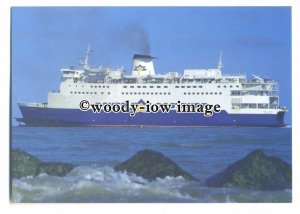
[69,91,223,96]
[184,92,223,95]
[218,85,239,88]
[70,91,110,95]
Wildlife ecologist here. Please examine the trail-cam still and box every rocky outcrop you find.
[11,149,75,179]
[206,149,292,191]
[115,149,197,181]
[37,162,75,177]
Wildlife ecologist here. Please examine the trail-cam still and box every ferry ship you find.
[17,48,287,127]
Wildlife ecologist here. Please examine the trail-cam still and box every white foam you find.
[11,165,195,202]
[11,165,291,202]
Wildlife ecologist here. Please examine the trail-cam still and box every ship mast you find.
[80,45,92,70]
[218,51,224,70]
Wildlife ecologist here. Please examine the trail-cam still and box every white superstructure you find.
[39,48,283,117]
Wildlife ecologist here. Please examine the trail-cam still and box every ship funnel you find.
[131,54,156,76]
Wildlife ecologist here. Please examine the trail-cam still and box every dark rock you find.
[37,162,75,177]
[206,149,292,191]
[115,149,197,181]
[11,149,42,179]
[11,149,75,179]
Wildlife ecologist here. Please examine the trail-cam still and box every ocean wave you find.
[12,165,196,203]
[12,165,292,203]
[178,143,210,148]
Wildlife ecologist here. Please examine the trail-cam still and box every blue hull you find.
[17,106,286,127]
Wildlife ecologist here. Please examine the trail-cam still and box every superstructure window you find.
[181,86,185,88]
[137,86,141,88]
[198,86,203,88]
[130,86,134,88]
[193,86,197,88]
[175,86,179,88]
[143,86,147,88]
[164,86,168,88]
[157,86,161,88]
[231,91,241,96]
[258,104,268,109]
[150,86,154,88]
[123,86,127,88]
[187,86,191,88]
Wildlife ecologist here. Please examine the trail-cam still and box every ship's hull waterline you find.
[17,105,286,127]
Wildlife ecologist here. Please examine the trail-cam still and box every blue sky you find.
[12,7,291,125]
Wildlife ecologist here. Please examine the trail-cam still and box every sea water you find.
[11,126,292,203]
